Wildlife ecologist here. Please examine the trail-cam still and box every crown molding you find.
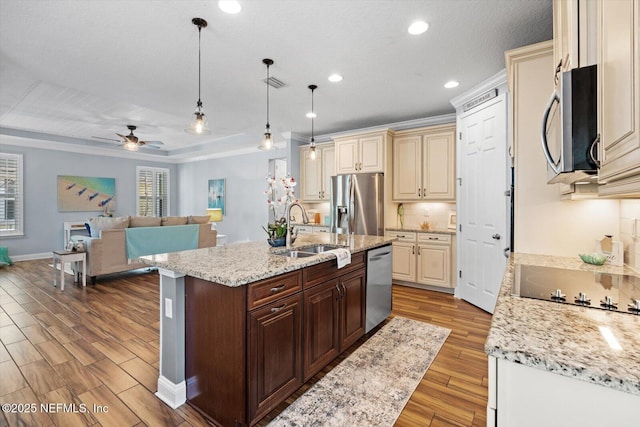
[449,69,507,110]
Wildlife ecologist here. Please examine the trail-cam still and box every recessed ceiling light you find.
[218,1,241,14]
[444,80,459,89]
[328,74,343,82]
[408,21,429,35]
[306,112,317,118]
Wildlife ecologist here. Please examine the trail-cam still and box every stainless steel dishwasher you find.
[366,245,392,332]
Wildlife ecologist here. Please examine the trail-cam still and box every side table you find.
[52,250,86,291]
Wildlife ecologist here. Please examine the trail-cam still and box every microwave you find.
[541,65,598,184]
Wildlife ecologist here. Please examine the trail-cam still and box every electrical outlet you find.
[165,298,173,319]
[423,209,429,217]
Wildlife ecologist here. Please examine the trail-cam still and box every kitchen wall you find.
[178,147,299,244]
[1,137,177,257]
[620,199,640,271]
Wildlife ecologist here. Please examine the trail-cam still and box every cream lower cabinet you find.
[387,231,454,288]
[393,124,456,201]
[388,231,416,282]
[300,143,335,201]
[333,129,393,174]
[416,234,450,287]
[597,0,640,196]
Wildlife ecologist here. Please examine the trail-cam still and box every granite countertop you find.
[140,233,393,287]
[385,227,456,235]
[486,253,640,396]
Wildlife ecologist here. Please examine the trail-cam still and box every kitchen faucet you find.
[285,202,309,248]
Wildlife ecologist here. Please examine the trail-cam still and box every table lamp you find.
[207,208,223,229]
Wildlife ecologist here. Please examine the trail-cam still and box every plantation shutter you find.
[136,167,169,217]
[0,154,23,236]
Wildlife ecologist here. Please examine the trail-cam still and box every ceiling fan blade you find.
[91,136,122,143]
[116,133,129,141]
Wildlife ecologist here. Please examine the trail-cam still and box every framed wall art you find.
[57,175,116,212]
[208,179,225,215]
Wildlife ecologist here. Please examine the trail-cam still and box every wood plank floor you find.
[0,260,491,426]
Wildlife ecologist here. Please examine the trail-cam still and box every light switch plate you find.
[165,298,172,319]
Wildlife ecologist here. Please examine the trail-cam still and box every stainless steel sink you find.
[273,244,345,258]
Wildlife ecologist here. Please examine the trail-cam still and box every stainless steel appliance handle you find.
[541,91,561,174]
[369,252,391,260]
[589,134,600,168]
[348,176,355,234]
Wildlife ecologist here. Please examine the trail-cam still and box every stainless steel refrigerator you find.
[330,172,384,235]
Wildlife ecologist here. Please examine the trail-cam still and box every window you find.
[0,153,23,237]
[136,166,169,217]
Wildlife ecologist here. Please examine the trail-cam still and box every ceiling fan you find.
[92,125,164,151]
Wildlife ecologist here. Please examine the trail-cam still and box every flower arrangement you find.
[263,174,298,243]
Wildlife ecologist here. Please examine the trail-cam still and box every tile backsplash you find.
[392,202,456,230]
[620,199,640,271]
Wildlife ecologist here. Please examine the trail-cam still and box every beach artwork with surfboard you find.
[57,175,116,212]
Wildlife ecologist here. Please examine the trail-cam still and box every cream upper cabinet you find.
[333,130,392,174]
[553,0,579,76]
[300,143,335,202]
[392,124,456,201]
[597,0,640,196]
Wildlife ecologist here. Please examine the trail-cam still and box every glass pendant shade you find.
[186,101,210,135]
[258,126,274,150]
[309,143,317,160]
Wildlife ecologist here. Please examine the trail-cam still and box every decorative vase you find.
[268,237,286,247]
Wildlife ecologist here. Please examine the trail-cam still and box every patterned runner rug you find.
[268,316,451,426]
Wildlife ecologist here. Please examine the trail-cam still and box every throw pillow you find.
[129,216,162,227]
[188,215,210,224]
[161,216,188,226]
[88,216,130,237]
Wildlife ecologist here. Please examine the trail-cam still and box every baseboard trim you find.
[11,252,51,262]
[156,375,186,409]
[394,280,455,294]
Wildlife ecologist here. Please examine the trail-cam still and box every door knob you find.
[492,234,501,240]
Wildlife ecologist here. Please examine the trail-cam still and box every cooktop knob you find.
[551,289,566,301]
[628,299,640,313]
[575,292,591,304]
[600,296,618,309]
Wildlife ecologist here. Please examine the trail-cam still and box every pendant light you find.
[258,59,275,150]
[185,17,211,135]
[308,84,318,160]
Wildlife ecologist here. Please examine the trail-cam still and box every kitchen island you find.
[486,253,640,427]
[140,233,394,427]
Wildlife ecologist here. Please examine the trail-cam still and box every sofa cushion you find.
[88,216,130,237]
[129,216,162,227]
[188,215,210,224]
[161,216,188,226]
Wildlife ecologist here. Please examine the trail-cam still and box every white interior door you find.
[457,94,508,313]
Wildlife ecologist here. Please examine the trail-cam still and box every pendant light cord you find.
[266,62,270,128]
[311,85,315,143]
[197,24,202,104]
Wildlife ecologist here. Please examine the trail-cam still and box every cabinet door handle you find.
[428,237,438,240]
[417,247,421,255]
[270,284,286,293]
[335,283,342,299]
[412,245,415,255]
[398,234,405,238]
[270,303,287,313]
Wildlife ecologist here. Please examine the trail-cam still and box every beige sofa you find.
[71,215,216,283]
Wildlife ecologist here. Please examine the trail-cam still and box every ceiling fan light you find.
[124,140,139,152]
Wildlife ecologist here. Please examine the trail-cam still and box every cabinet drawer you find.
[386,231,417,242]
[303,252,365,289]
[418,233,451,244]
[248,270,302,310]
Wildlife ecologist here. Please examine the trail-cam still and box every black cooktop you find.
[513,264,640,315]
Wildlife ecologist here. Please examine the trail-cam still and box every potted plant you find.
[264,174,298,247]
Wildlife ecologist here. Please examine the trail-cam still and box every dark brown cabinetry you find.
[248,293,303,422]
[185,253,368,427]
